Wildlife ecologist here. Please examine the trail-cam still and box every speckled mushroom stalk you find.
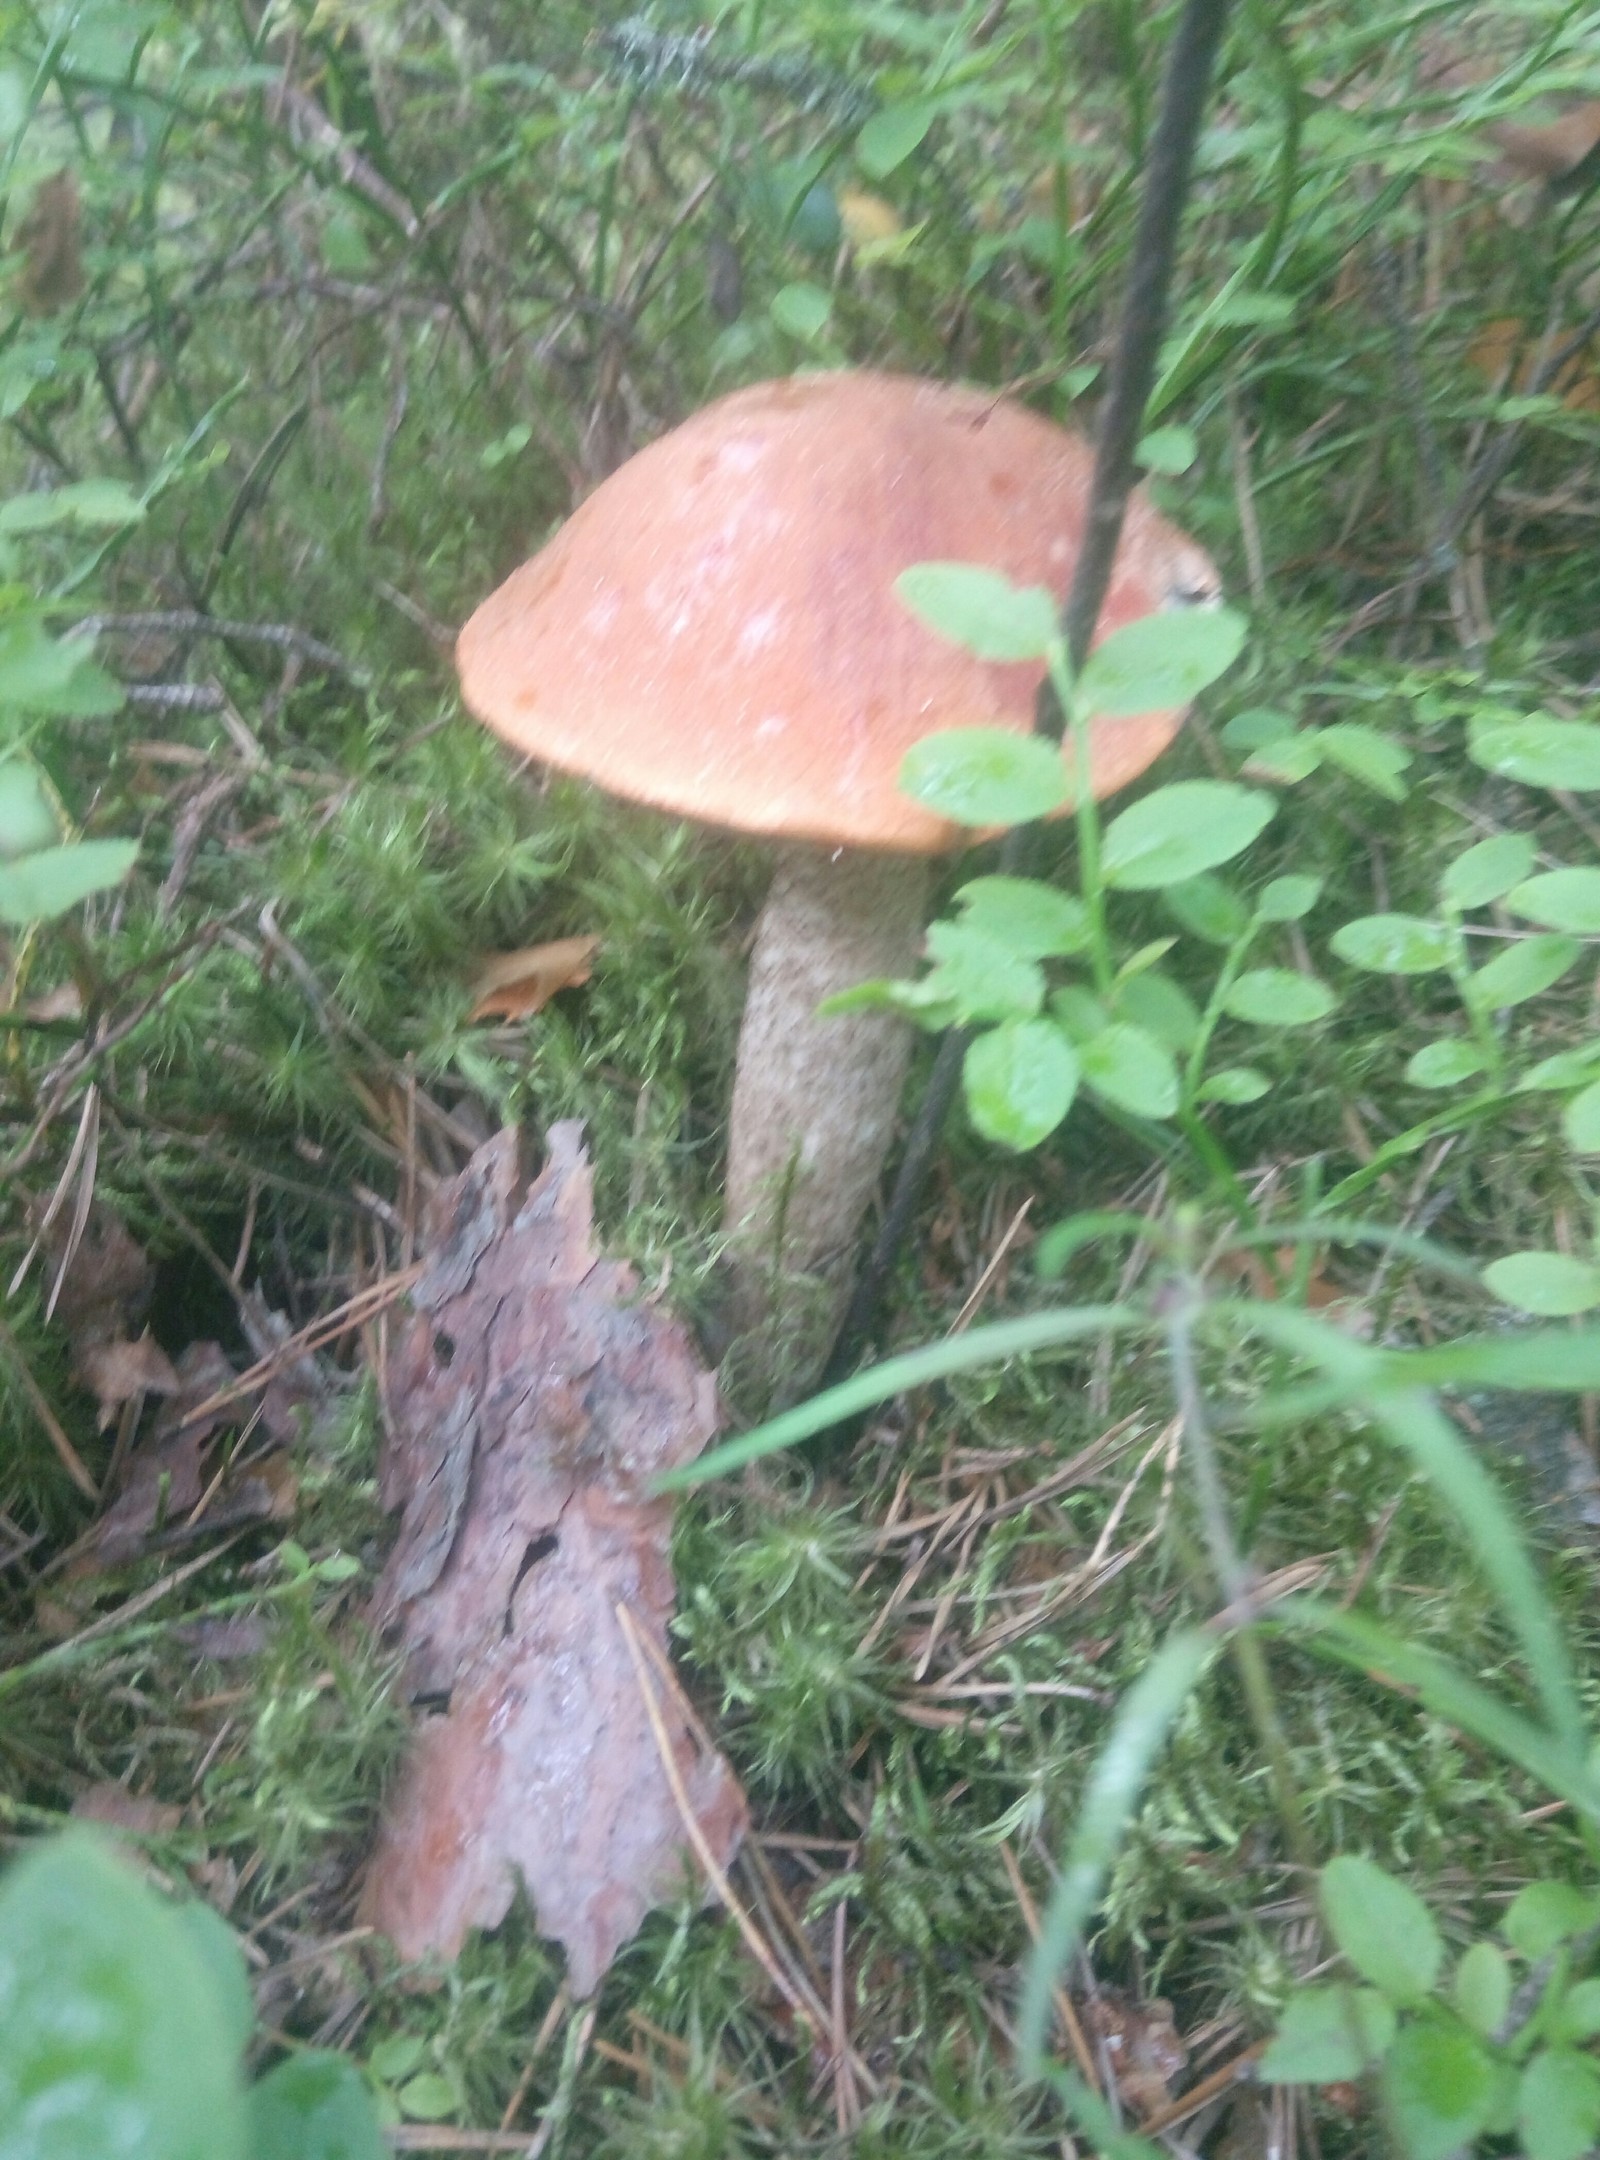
[722,844,929,1324]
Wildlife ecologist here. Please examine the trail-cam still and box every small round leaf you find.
[1483,1253,1600,1318]
[900,728,1069,826]
[768,282,832,342]
[1405,1040,1489,1090]
[1077,607,1247,717]
[1222,968,1335,1027]
[896,564,1059,661]
[1470,719,1600,792]
[1469,934,1582,1009]
[1562,1079,1600,1153]
[962,1020,1078,1150]
[1330,914,1454,975]
[1257,874,1322,921]
[1079,1021,1179,1118]
[1101,782,1274,891]
[1441,832,1535,911]
[1507,869,1600,934]
[1320,1855,1442,2003]
[1197,1065,1270,1104]
[248,2053,388,2160]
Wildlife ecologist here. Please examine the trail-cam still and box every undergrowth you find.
[7,0,1600,2153]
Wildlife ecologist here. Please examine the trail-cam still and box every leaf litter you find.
[360,1122,745,1996]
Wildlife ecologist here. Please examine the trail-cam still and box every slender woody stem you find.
[818,0,1235,1396]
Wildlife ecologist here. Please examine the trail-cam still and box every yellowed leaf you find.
[468,934,600,1021]
[838,189,902,246]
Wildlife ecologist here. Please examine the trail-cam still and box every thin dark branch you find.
[818,0,1235,1404]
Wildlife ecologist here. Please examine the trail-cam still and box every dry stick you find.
[819,0,1236,1397]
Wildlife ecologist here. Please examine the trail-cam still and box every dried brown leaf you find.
[360,1123,743,1995]
[71,1783,183,1837]
[467,935,600,1022]
[12,169,84,315]
[1085,1990,1189,2120]
[77,1332,181,1427]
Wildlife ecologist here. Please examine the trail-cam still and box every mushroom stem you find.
[722,843,930,1388]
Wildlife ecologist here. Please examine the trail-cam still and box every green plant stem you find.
[1165,1280,1315,1869]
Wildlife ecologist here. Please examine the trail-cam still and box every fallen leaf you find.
[78,1340,296,1571]
[1486,100,1600,186]
[71,1783,183,1837]
[1467,316,1600,414]
[360,1123,744,1995]
[76,1332,181,1424]
[1084,1989,1189,2120]
[12,168,84,315]
[468,935,600,1022]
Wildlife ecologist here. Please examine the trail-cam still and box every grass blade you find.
[1016,1627,1212,2074]
[656,1303,1141,1489]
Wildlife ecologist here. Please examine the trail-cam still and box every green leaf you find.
[963,1020,1078,1150]
[896,564,1059,661]
[857,98,939,177]
[1383,2019,1503,2160]
[1508,868,1600,934]
[0,758,58,858]
[1221,706,1296,753]
[1243,731,1323,784]
[248,2052,388,2160]
[1471,718,1600,792]
[1321,1856,1442,2002]
[1405,1039,1489,1089]
[1454,1941,1512,2036]
[1553,1978,1600,2043]
[1314,723,1411,800]
[1016,1630,1212,2071]
[1080,1021,1179,1118]
[1484,1252,1600,1317]
[660,1301,1143,1488]
[1222,968,1335,1027]
[1163,871,1251,945]
[1258,1985,1396,2083]
[173,1900,255,2062]
[0,479,145,534]
[1505,1881,1600,1959]
[1563,1079,1600,1152]
[1469,933,1582,1009]
[1519,2048,1600,2160]
[0,1832,247,2160]
[900,727,1068,826]
[1116,969,1200,1052]
[0,614,123,717]
[1197,1065,1270,1104]
[1257,874,1322,921]
[397,2072,457,2123]
[368,2034,425,2083]
[1134,424,1196,475]
[923,920,1045,1023]
[1101,782,1274,891]
[955,876,1089,958]
[1076,607,1247,717]
[769,282,832,341]
[1330,914,1454,975]
[0,838,138,925]
[1441,832,1535,911]
[1522,1043,1600,1091]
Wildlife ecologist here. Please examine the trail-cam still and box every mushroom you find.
[457,371,1217,1385]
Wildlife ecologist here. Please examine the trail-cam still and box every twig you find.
[0,1309,99,1500]
[999,1840,1102,2094]
[77,610,360,679]
[818,0,1234,1393]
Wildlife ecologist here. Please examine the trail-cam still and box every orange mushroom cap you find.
[457,371,1218,853]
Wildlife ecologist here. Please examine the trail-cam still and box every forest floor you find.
[7,5,1600,2155]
